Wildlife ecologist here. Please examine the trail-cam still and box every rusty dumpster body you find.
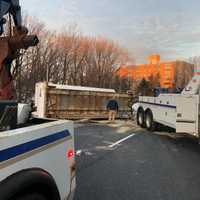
[34,82,131,119]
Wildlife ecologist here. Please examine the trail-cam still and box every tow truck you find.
[0,1,76,200]
[136,64,200,138]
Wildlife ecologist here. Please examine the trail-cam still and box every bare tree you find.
[12,17,132,102]
[189,56,200,72]
[173,61,194,89]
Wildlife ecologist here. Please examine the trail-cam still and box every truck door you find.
[176,95,199,136]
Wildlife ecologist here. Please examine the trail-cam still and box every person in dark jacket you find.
[107,98,119,122]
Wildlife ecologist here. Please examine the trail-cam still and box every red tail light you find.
[67,149,74,160]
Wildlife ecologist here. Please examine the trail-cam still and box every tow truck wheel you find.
[137,109,145,128]
[145,111,156,131]
[15,193,46,200]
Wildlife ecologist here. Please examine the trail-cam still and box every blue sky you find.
[21,0,200,63]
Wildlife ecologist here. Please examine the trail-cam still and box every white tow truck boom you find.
[137,66,200,138]
[181,67,200,95]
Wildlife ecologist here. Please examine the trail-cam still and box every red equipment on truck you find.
[0,0,39,100]
[0,0,39,129]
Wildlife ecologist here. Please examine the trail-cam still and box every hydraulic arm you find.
[0,0,39,100]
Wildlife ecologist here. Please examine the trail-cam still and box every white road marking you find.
[103,141,113,145]
[95,146,111,150]
[85,151,93,156]
[76,149,94,156]
[109,134,136,148]
[76,150,82,156]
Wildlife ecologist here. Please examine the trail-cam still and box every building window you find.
[165,70,171,79]
[165,64,171,70]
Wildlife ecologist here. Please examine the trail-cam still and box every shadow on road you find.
[150,128,200,154]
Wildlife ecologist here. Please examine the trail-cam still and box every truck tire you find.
[137,109,145,128]
[14,193,46,200]
[145,111,156,131]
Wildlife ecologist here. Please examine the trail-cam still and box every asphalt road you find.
[74,121,200,200]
